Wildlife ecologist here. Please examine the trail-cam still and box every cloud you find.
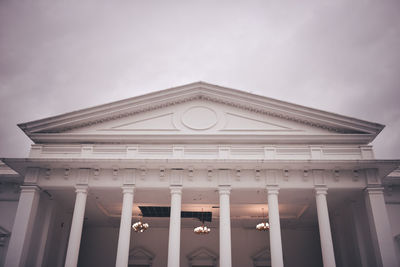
[0,0,399,158]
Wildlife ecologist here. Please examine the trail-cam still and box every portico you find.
[4,158,399,267]
[1,82,400,267]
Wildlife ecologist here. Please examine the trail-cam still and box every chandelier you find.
[194,209,211,235]
[256,222,270,231]
[132,215,149,233]
[256,208,269,231]
[194,225,211,234]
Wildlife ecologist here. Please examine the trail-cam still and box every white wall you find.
[78,225,322,267]
[332,203,361,267]
[78,226,120,267]
[44,202,72,267]
[0,202,18,232]
[331,195,377,267]
[385,186,400,265]
[0,200,18,267]
[280,228,322,267]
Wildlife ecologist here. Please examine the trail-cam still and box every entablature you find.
[5,159,399,190]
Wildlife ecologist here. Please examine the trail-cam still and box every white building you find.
[0,82,399,267]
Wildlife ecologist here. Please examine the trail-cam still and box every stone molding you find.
[187,247,217,267]
[128,247,154,266]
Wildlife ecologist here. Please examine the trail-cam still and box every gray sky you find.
[1,0,399,158]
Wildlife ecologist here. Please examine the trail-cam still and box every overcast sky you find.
[0,0,399,159]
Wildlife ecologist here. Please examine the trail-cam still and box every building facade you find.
[1,82,399,267]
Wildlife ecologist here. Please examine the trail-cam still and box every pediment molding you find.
[252,247,271,267]
[28,94,199,134]
[18,82,384,144]
[187,247,218,267]
[128,247,155,265]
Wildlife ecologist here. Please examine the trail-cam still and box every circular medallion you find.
[181,106,217,130]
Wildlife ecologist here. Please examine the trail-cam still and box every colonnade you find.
[5,181,398,267]
[61,185,337,267]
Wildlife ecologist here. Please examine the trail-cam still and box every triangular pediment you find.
[18,82,384,144]
[62,99,330,136]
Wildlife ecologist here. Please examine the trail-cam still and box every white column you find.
[115,185,135,267]
[219,186,232,267]
[167,186,182,267]
[365,187,398,267]
[4,185,40,267]
[64,185,88,267]
[267,186,284,267]
[315,187,336,267]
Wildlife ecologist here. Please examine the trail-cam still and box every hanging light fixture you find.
[132,214,149,233]
[194,209,211,235]
[256,208,269,231]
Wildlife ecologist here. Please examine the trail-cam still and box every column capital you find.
[170,185,182,195]
[266,185,280,195]
[364,186,384,195]
[121,185,135,194]
[20,185,41,193]
[75,185,88,194]
[315,186,328,195]
[218,185,231,195]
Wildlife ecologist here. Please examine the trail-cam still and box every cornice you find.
[28,133,374,144]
